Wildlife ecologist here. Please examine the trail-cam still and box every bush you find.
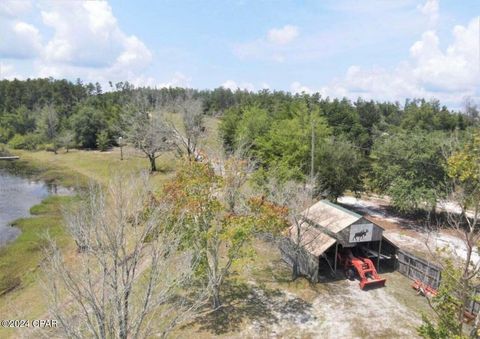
[96,130,110,151]
[0,126,14,143]
[0,275,21,296]
[8,133,41,150]
[44,143,57,153]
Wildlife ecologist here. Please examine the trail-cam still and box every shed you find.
[280,200,398,282]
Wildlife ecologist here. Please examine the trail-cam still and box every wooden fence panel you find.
[397,250,441,289]
[397,250,479,317]
[468,287,480,315]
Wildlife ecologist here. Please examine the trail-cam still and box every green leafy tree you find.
[418,260,466,339]
[420,132,480,337]
[219,107,241,152]
[58,130,76,152]
[234,105,271,149]
[370,130,448,212]
[255,112,330,182]
[71,106,107,149]
[164,160,284,309]
[7,133,41,150]
[315,137,364,200]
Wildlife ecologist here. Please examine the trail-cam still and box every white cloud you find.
[233,24,299,62]
[123,72,192,89]
[0,1,41,59]
[0,20,43,58]
[222,80,255,91]
[0,0,32,18]
[290,81,313,94]
[0,1,153,86]
[0,62,21,79]
[267,25,299,45]
[260,82,270,90]
[417,0,439,27]
[318,16,480,107]
[40,2,151,70]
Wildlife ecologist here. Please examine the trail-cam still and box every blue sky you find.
[0,0,478,108]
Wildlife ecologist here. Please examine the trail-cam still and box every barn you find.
[280,200,398,286]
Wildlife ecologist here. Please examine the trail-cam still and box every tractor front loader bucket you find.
[360,276,386,289]
[350,257,386,290]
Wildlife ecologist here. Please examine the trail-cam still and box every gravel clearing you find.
[311,279,421,338]
[239,277,422,339]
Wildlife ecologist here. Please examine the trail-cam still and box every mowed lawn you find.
[13,147,176,188]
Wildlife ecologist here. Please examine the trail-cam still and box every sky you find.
[0,0,479,109]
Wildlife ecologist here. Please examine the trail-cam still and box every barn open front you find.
[280,200,398,289]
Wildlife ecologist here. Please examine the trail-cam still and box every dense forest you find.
[1,78,478,211]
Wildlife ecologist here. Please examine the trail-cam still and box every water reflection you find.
[0,169,72,247]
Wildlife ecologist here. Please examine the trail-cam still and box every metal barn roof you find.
[288,223,336,257]
[302,199,362,234]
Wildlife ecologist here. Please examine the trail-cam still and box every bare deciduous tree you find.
[216,147,255,213]
[441,192,480,335]
[42,173,203,339]
[265,178,320,280]
[170,91,205,161]
[464,97,479,122]
[128,111,174,172]
[422,192,480,337]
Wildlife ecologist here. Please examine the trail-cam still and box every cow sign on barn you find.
[280,200,398,289]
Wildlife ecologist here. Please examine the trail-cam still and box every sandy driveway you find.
[239,273,423,339]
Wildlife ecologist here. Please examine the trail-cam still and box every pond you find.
[0,165,72,247]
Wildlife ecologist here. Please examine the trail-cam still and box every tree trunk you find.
[211,285,221,310]
[122,289,130,339]
[458,236,473,332]
[149,155,157,172]
[471,312,480,338]
[292,251,299,280]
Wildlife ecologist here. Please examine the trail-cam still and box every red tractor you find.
[338,249,386,289]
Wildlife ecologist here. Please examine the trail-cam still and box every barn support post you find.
[377,238,382,271]
[334,242,338,273]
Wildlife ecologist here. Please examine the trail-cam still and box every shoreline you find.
[0,150,81,297]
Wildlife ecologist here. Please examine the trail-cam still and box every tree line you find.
[1,78,479,212]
